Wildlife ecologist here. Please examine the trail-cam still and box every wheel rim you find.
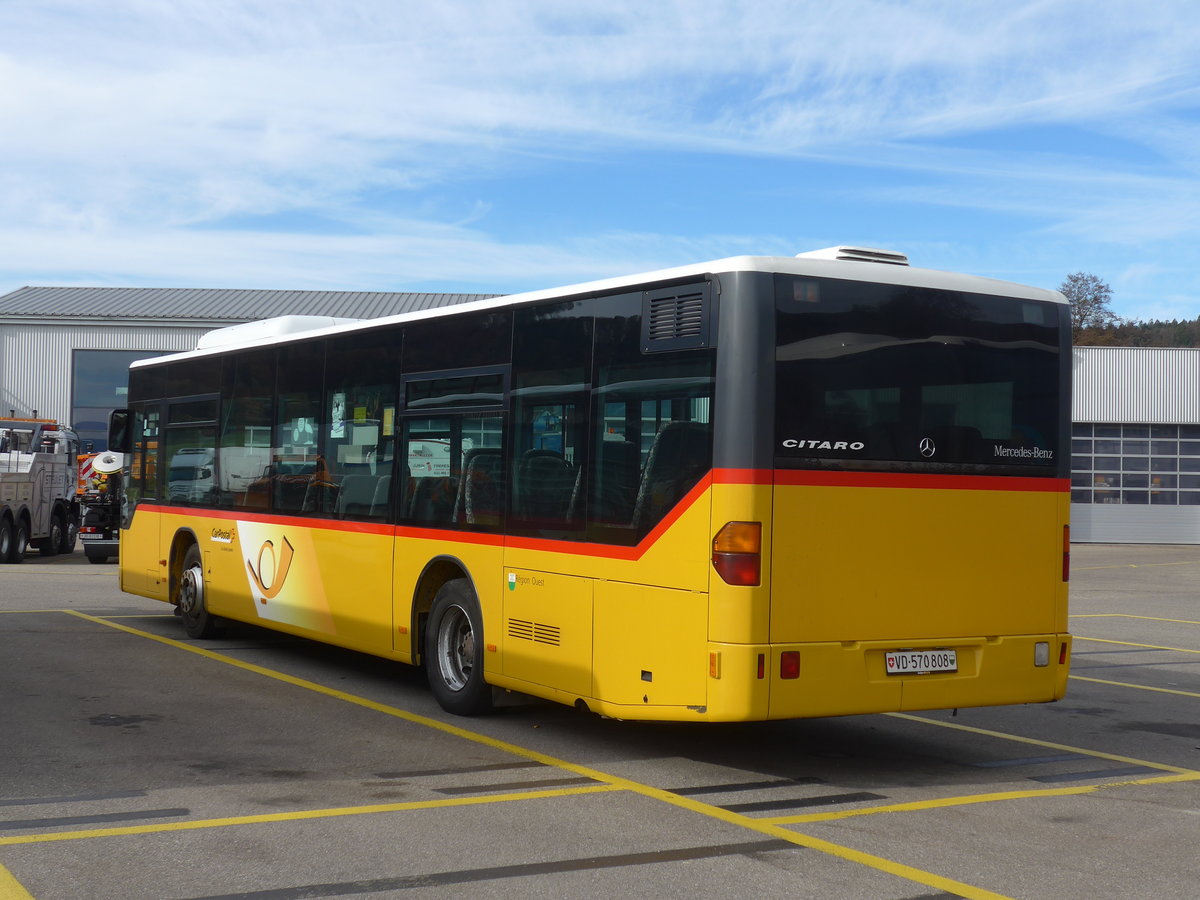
[49,520,63,548]
[436,604,474,692]
[0,527,9,557]
[179,564,203,617]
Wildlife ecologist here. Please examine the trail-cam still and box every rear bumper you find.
[699,633,1071,721]
[82,538,119,560]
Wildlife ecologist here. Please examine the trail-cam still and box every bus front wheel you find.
[425,579,492,716]
[177,544,220,639]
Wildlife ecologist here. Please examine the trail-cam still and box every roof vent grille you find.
[796,246,909,266]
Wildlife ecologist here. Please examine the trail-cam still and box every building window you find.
[1070,423,1200,505]
[72,350,163,450]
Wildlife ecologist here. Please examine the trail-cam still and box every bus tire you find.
[425,579,492,716]
[40,511,65,557]
[177,544,221,639]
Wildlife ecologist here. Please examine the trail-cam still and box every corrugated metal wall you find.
[0,323,207,424]
[1073,347,1200,423]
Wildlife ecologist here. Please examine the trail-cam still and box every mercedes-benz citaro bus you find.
[109,247,1071,720]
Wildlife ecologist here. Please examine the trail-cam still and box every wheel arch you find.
[168,528,202,602]
[409,555,475,665]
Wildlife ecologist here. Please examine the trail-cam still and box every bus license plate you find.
[885,649,957,675]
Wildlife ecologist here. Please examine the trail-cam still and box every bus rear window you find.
[774,275,1064,471]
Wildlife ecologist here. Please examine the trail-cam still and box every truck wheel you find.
[176,544,220,638]
[0,518,12,563]
[40,512,65,557]
[59,513,78,554]
[424,579,492,716]
[8,519,27,564]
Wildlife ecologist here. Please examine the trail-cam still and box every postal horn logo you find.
[246,536,295,602]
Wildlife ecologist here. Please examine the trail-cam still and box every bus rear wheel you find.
[177,544,220,638]
[425,579,492,716]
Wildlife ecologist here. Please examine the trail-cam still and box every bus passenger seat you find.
[455,449,504,526]
[370,475,392,518]
[335,474,375,517]
[517,449,574,521]
[408,476,456,524]
[592,440,638,525]
[632,421,710,531]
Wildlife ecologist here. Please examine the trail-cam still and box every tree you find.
[1060,272,1121,342]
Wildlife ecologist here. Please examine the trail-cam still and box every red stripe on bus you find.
[140,473,715,561]
[141,468,1061,561]
[141,504,395,536]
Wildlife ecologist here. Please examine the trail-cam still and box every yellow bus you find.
[111,247,1071,720]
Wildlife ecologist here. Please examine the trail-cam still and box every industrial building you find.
[1070,346,1200,543]
[0,285,493,450]
[2,285,1196,542]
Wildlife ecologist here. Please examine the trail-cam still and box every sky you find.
[1,0,1199,321]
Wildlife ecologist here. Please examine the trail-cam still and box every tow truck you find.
[78,452,123,564]
[0,417,81,562]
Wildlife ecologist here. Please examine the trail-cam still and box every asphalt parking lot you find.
[1,545,1197,900]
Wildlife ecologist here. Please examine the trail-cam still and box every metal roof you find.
[0,285,499,323]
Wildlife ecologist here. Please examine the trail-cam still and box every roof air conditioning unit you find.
[796,246,910,266]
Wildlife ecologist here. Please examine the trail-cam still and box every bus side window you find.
[273,342,326,515]
[219,349,274,510]
[589,355,714,542]
[325,330,400,522]
[510,301,592,536]
[402,412,504,530]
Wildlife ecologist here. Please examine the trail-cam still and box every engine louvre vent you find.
[641,281,713,352]
[507,618,561,646]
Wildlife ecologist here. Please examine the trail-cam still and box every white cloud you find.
[1,0,1199,310]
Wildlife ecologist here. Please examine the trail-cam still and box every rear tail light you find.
[712,521,761,586]
[780,651,800,679]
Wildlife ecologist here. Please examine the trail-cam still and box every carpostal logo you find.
[781,439,866,452]
[246,536,296,602]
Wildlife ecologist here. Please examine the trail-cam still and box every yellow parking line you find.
[767,772,1200,825]
[61,610,1014,900]
[1071,614,1200,625]
[886,712,1198,776]
[0,785,619,848]
[1069,675,1200,698]
[1074,635,1200,654]
[0,864,36,900]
